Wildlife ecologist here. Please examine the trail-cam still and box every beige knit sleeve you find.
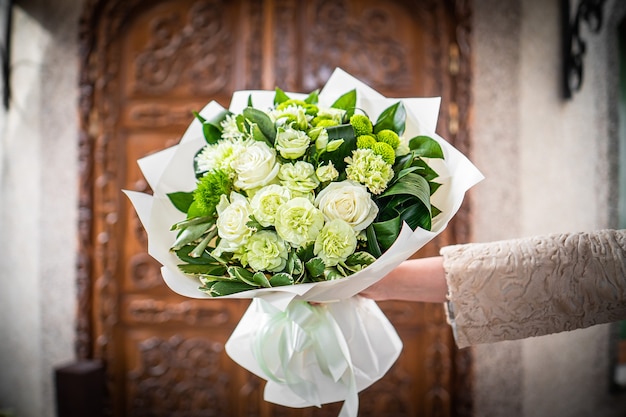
[440,229,626,348]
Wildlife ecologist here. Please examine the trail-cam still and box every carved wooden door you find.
[78,0,473,416]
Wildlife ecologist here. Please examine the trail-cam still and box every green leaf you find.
[429,181,442,195]
[395,166,424,182]
[318,123,356,172]
[344,251,377,269]
[287,251,304,277]
[186,200,210,219]
[374,102,406,136]
[270,273,295,287]
[175,245,218,265]
[247,94,253,107]
[372,216,402,251]
[323,267,343,281]
[331,89,356,119]
[411,158,440,182]
[408,136,444,159]
[171,222,213,250]
[365,224,382,258]
[432,205,442,218]
[201,281,256,296]
[251,124,271,146]
[305,257,326,278]
[253,272,271,288]
[202,122,222,145]
[304,89,319,104]
[192,111,206,124]
[274,88,290,105]
[296,244,315,263]
[398,203,431,231]
[167,191,194,213]
[380,172,431,215]
[192,108,231,145]
[178,263,227,276]
[227,266,257,286]
[244,107,276,145]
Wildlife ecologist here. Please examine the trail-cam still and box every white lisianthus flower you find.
[214,192,253,255]
[279,161,320,197]
[315,162,339,183]
[345,148,394,195]
[275,197,324,247]
[270,105,309,130]
[309,126,328,150]
[395,134,410,157]
[314,219,357,267]
[195,138,248,176]
[231,141,280,190]
[314,180,378,232]
[250,184,291,227]
[316,107,345,124]
[236,230,289,272]
[275,128,311,159]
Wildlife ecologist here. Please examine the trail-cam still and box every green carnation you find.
[314,219,357,267]
[237,230,289,272]
[376,129,400,149]
[349,114,373,136]
[356,134,376,149]
[193,170,232,216]
[371,141,396,164]
[345,149,394,195]
[275,197,324,247]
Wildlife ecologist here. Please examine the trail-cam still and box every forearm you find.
[360,256,448,303]
[443,229,626,347]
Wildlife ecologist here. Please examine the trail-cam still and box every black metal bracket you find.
[1,0,12,109]
[562,0,607,99]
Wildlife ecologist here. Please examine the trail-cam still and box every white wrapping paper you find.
[124,68,484,416]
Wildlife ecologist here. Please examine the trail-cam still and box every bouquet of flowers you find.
[125,68,482,417]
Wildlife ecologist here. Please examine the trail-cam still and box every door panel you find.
[78,0,473,415]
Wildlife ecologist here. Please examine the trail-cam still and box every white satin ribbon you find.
[253,299,359,417]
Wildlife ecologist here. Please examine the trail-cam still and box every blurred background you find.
[0,0,625,416]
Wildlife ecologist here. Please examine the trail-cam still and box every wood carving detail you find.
[133,0,234,96]
[128,336,232,416]
[302,0,411,92]
[78,0,474,415]
[127,299,231,325]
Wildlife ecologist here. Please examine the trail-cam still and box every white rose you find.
[314,180,379,232]
[275,128,311,159]
[231,141,280,190]
[214,192,253,254]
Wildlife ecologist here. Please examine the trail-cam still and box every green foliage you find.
[167,191,194,214]
[331,89,356,120]
[374,102,405,136]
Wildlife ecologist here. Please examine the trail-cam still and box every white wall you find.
[472,0,626,415]
[0,1,80,416]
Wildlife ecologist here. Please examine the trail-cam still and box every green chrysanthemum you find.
[349,114,373,136]
[376,129,400,149]
[193,170,232,216]
[356,134,376,149]
[371,141,396,165]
